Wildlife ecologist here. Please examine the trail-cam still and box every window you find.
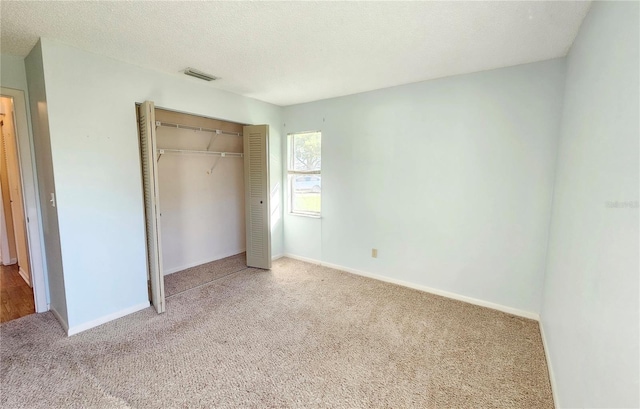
[288,131,321,216]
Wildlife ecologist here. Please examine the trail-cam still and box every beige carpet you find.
[164,252,247,297]
[1,258,553,408]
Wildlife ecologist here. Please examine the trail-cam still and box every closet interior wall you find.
[154,109,245,275]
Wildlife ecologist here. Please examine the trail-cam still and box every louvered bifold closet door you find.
[139,101,165,313]
[243,125,271,269]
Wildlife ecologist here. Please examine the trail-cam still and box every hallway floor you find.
[0,264,34,323]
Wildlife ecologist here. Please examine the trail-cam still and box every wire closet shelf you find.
[157,148,243,158]
[155,120,244,160]
[155,121,242,137]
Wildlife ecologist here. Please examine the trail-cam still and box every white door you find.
[243,125,271,269]
[139,101,165,313]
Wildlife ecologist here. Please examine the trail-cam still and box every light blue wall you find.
[24,42,68,325]
[38,39,283,331]
[1,54,30,92]
[541,2,639,407]
[283,59,566,315]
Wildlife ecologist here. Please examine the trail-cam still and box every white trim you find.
[283,253,321,265]
[18,266,30,286]
[283,253,540,321]
[2,257,18,265]
[67,302,150,336]
[0,183,10,264]
[287,212,321,219]
[49,306,69,333]
[271,253,284,261]
[163,249,246,275]
[539,320,559,408]
[0,87,48,313]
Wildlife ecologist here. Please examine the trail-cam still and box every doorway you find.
[136,102,272,314]
[0,88,48,319]
[156,108,248,294]
[0,95,33,321]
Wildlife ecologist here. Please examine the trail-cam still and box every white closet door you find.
[243,125,271,269]
[139,101,165,313]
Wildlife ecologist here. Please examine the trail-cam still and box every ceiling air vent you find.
[183,67,218,81]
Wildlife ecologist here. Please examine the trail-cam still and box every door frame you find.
[1,87,48,313]
[1,98,31,285]
[0,171,12,263]
[137,103,273,309]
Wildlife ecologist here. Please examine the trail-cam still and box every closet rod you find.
[158,148,243,158]
[155,121,242,137]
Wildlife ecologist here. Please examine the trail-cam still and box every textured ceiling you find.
[1,1,591,106]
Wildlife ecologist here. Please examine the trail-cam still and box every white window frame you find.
[287,131,321,217]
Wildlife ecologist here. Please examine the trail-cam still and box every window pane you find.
[291,175,321,214]
[291,132,321,172]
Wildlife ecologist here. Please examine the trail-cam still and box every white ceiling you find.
[1,1,591,106]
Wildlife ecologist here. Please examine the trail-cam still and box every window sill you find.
[288,212,321,219]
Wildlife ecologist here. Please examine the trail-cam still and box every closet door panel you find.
[243,125,271,269]
[139,101,165,313]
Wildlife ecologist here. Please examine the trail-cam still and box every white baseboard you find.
[539,320,559,408]
[18,267,31,287]
[282,253,322,265]
[67,302,150,336]
[50,306,69,333]
[164,249,246,276]
[283,253,540,321]
[272,254,284,261]
[2,257,18,266]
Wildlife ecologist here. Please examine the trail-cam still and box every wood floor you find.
[0,264,35,323]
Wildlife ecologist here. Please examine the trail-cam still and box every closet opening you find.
[136,102,272,313]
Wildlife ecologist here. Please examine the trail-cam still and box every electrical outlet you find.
[371,248,378,258]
